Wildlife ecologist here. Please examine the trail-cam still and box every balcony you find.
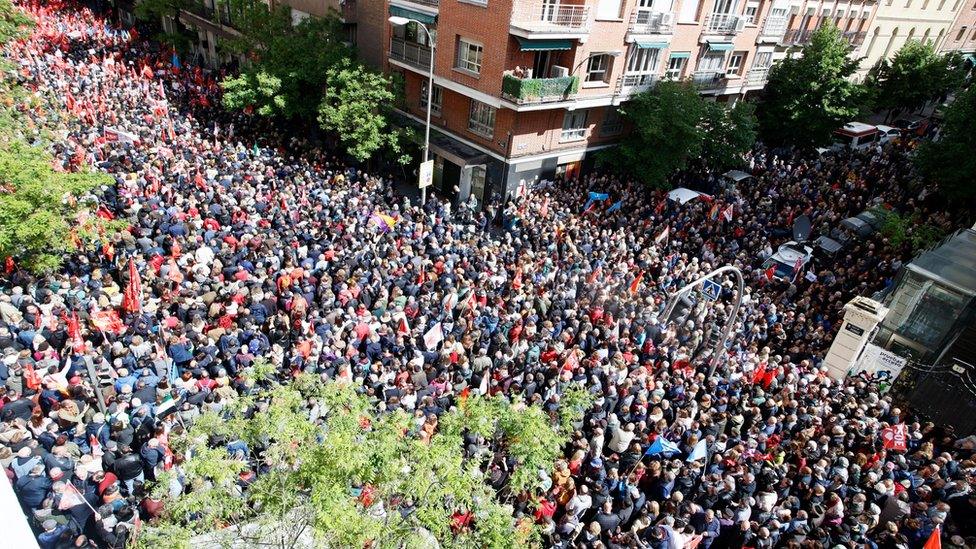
[617,73,659,94]
[510,2,590,37]
[746,66,770,86]
[759,15,788,41]
[390,0,439,8]
[845,31,867,47]
[501,72,579,104]
[628,8,675,36]
[692,71,728,91]
[703,12,745,35]
[389,37,433,71]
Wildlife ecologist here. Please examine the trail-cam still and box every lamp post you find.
[389,15,435,206]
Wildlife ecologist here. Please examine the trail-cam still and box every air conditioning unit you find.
[734,17,747,31]
[551,65,570,77]
[660,12,674,27]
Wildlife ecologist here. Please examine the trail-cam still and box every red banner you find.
[882,424,908,451]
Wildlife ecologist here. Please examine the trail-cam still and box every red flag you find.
[539,196,549,217]
[752,361,768,384]
[922,526,941,549]
[722,204,734,222]
[587,265,602,285]
[416,268,426,286]
[629,271,644,295]
[655,199,667,214]
[122,259,142,313]
[882,424,908,451]
[397,316,410,336]
[91,310,125,335]
[65,92,76,111]
[4,256,14,274]
[68,312,86,354]
[95,204,115,221]
[512,267,523,290]
[654,226,669,246]
[764,265,777,281]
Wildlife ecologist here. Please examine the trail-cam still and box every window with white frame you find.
[456,38,483,74]
[697,52,726,74]
[420,81,443,116]
[468,100,495,138]
[665,54,688,80]
[754,51,772,68]
[626,46,660,74]
[744,5,758,23]
[561,109,588,141]
[586,54,613,83]
[727,52,745,75]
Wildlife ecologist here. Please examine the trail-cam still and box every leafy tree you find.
[913,85,976,200]
[134,371,590,549]
[867,40,967,120]
[132,0,195,55]
[0,141,114,272]
[700,100,758,171]
[871,207,947,252]
[759,23,864,148]
[0,0,31,45]
[600,80,706,187]
[218,1,349,119]
[318,60,412,164]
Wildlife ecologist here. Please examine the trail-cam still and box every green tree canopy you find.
[218,1,350,119]
[600,81,757,186]
[759,23,864,148]
[913,85,976,200]
[701,100,758,172]
[0,0,31,44]
[866,40,967,118]
[134,368,592,549]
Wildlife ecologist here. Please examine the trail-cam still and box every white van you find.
[832,122,880,151]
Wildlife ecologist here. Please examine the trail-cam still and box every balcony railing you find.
[620,73,659,91]
[746,66,770,86]
[704,12,744,34]
[502,72,579,104]
[389,37,433,70]
[511,2,591,33]
[783,28,866,46]
[629,8,674,35]
[392,0,439,7]
[761,15,788,37]
[692,71,727,90]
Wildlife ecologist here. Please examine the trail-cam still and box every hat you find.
[42,519,57,532]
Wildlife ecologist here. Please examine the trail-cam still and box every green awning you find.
[706,41,734,52]
[636,41,668,49]
[668,51,691,59]
[388,6,436,25]
[514,37,573,51]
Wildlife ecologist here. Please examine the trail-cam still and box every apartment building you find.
[941,0,976,67]
[372,0,831,204]
[855,0,964,78]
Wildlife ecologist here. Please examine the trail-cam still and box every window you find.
[586,54,613,83]
[754,51,772,68]
[561,109,588,141]
[420,81,443,117]
[957,27,968,41]
[601,107,623,135]
[626,46,660,74]
[456,38,483,74]
[744,6,757,23]
[468,100,495,138]
[698,52,726,73]
[665,54,688,80]
[596,0,623,19]
[727,52,745,75]
[679,0,701,23]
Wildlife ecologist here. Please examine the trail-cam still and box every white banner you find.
[849,343,907,393]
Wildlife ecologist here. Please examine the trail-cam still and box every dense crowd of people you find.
[1,2,975,548]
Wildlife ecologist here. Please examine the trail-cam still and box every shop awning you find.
[515,37,574,51]
[706,41,734,52]
[388,6,436,25]
[636,41,668,49]
[668,51,691,59]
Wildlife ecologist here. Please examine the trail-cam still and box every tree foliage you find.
[218,1,349,120]
[318,60,410,164]
[0,141,114,273]
[759,23,864,148]
[601,81,757,186]
[0,0,31,44]
[701,100,758,172]
[866,40,967,116]
[135,370,590,549]
[872,207,947,253]
[913,85,976,200]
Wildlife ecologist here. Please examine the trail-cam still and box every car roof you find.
[837,122,877,135]
[875,125,898,133]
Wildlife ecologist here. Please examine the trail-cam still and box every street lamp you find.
[389,15,435,206]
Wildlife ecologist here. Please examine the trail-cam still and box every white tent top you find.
[1,476,40,549]
[667,187,711,205]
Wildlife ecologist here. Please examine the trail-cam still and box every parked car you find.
[814,235,844,259]
[892,117,930,137]
[875,125,902,143]
[762,241,813,281]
